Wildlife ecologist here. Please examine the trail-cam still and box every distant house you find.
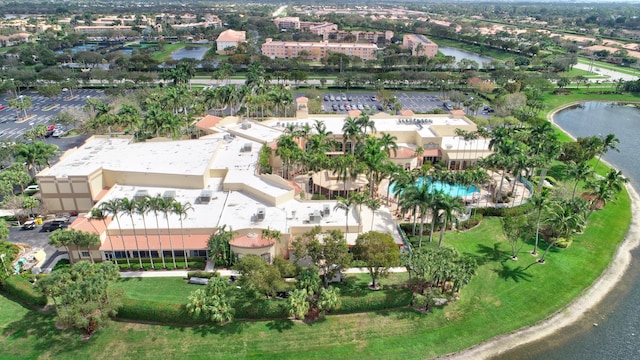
[0,33,31,47]
[216,29,246,55]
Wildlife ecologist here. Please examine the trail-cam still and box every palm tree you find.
[334,196,354,233]
[148,196,168,269]
[135,196,154,269]
[119,198,144,269]
[379,132,398,157]
[437,194,464,247]
[159,198,178,269]
[402,182,436,247]
[528,189,550,256]
[90,208,117,265]
[173,201,194,268]
[539,202,586,263]
[586,168,628,219]
[342,117,361,155]
[366,196,382,231]
[594,133,620,172]
[567,161,593,200]
[100,199,131,268]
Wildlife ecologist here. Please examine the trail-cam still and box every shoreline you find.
[441,101,640,359]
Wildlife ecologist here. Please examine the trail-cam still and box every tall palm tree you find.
[90,208,117,265]
[100,199,131,268]
[334,196,354,233]
[594,133,620,172]
[539,202,586,263]
[148,195,167,269]
[119,198,144,269]
[528,189,550,256]
[437,194,464,247]
[159,198,178,269]
[585,168,628,219]
[135,196,154,269]
[342,117,361,155]
[567,161,593,200]
[173,201,194,268]
[379,132,398,157]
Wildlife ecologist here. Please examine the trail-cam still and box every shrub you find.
[458,213,483,231]
[117,259,205,271]
[555,237,573,248]
[1,275,47,307]
[311,194,327,200]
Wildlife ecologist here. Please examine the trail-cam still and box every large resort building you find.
[37,110,494,265]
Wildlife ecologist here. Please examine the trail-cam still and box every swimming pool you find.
[389,177,480,197]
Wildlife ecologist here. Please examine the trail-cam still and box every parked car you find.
[323,95,329,101]
[41,220,69,232]
[25,185,39,191]
[0,105,5,110]
[52,129,67,137]
[21,220,36,230]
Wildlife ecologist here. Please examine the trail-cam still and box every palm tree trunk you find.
[438,218,448,247]
[115,217,131,268]
[130,220,144,269]
[180,219,188,269]
[142,216,154,269]
[154,214,166,269]
[166,218,176,269]
[103,219,118,266]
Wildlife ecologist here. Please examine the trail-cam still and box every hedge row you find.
[186,271,218,279]
[476,202,533,217]
[117,260,205,271]
[1,275,47,307]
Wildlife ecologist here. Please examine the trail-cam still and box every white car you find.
[52,129,66,137]
[25,185,39,191]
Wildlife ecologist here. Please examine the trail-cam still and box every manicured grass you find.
[0,185,630,359]
[112,277,193,304]
[150,42,197,62]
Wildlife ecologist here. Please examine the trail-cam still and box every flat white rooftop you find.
[43,137,221,178]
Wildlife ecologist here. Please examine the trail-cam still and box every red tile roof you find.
[423,149,442,157]
[391,146,418,159]
[449,109,466,116]
[70,216,112,234]
[398,109,415,116]
[196,115,223,130]
[230,233,275,248]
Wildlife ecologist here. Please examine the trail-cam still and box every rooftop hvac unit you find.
[133,190,149,201]
[323,205,330,216]
[241,121,252,130]
[243,143,252,152]
[197,190,213,204]
[257,208,266,221]
[162,190,176,201]
[309,210,322,224]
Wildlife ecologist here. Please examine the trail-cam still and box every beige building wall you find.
[102,170,206,189]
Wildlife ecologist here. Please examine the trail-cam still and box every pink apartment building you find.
[262,38,378,61]
[402,34,438,57]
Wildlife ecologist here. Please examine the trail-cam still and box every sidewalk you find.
[118,266,407,278]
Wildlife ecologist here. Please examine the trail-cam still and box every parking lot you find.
[320,91,453,114]
[0,88,104,141]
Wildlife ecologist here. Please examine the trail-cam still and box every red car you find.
[0,105,5,110]
[47,125,55,131]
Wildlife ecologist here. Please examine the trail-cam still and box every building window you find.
[81,251,90,258]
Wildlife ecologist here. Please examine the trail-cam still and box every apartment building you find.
[216,29,247,54]
[402,34,439,57]
[324,30,394,43]
[262,38,378,61]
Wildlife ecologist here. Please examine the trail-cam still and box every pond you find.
[438,46,493,69]
[494,101,640,360]
[170,46,209,61]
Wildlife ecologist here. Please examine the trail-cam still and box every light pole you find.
[0,253,8,276]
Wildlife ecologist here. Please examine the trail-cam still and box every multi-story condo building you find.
[402,34,439,57]
[262,38,378,61]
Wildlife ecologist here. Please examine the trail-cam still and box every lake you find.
[493,101,640,360]
[438,46,493,69]
[170,46,209,61]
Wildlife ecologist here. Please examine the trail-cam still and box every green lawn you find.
[112,277,193,304]
[0,187,630,359]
